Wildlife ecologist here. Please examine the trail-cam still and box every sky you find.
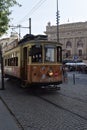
[2,0,87,38]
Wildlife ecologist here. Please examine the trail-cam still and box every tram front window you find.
[30,45,42,63]
[45,45,56,62]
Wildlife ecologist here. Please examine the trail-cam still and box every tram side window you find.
[8,59,10,66]
[10,58,14,66]
[5,59,8,66]
[15,57,18,66]
[7,57,18,66]
[30,45,42,63]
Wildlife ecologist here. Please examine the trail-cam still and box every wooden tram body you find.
[3,34,63,89]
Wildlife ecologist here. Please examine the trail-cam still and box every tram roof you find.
[18,34,62,45]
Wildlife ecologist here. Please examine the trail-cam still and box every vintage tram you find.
[3,34,63,90]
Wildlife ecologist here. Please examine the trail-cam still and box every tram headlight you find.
[48,70,53,77]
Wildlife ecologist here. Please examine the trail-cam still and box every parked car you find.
[65,62,87,72]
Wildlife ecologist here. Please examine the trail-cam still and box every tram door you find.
[57,46,62,62]
[22,47,28,80]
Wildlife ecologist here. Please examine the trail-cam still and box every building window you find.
[78,49,82,56]
[66,41,72,48]
[6,42,8,46]
[66,50,71,58]
[77,40,83,47]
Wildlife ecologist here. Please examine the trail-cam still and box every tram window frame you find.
[15,57,18,66]
[5,59,8,66]
[8,59,10,66]
[10,58,14,66]
[44,45,56,63]
[7,57,18,66]
[29,45,42,63]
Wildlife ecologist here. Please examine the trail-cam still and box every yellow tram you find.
[3,34,63,90]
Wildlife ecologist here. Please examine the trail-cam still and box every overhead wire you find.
[18,0,47,24]
[9,0,47,37]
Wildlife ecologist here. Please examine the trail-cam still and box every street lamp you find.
[0,45,5,90]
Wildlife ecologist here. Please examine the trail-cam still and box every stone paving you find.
[0,99,22,130]
[0,71,87,130]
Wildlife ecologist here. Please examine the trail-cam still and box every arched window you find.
[66,41,72,48]
[77,40,83,47]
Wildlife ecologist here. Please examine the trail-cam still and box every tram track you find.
[32,87,87,104]
[59,92,87,104]
[34,92,87,121]
[1,75,87,130]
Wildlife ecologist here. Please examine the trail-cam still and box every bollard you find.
[73,73,75,85]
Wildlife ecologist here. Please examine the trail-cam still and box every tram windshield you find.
[30,45,42,63]
[44,45,55,62]
[29,44,62,63]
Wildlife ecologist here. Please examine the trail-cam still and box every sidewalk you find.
[0,99,21,130]
[0,70,21,130]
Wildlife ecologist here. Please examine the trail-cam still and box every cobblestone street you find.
[1,1,87,130]
[0,72,87,130]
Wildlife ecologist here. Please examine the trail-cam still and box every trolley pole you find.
[56,0,60,43]
[29,18,31,34]
[73,73,75,85]
[0,45,5,90]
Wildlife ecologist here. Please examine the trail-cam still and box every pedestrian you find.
[62,64,68,83]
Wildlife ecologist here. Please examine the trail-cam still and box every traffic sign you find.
[73,56,78,60]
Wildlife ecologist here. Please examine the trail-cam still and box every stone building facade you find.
[45,22,87,61]
[0,32,18,53]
